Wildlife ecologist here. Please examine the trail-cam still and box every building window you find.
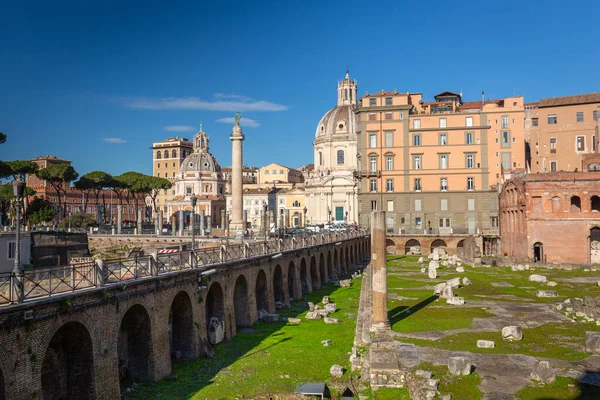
[439,118,447,128]
[413,155,421,170]
[439,154,448,169]
[157,173,160,177]
[386,179,394,192]
[577,136,585,151]
[466,154,474,168]
[164,150,169,158]
[413,134,421,146]
[441,198,448,210]
[414,178,422,191]
[173,162,175,167]
[468,199,475,211]
[532,118,539,126]
[501,116,509,128]
[370,179,377,192]
[415,217,422,226]
[186,186,192,195]
[386,156,393,170]
[467,177,474,190]
[318,152,323,166]
[157,163,160,168]
[548,114,557,124]
[272,170,276,174]
[439,133,447,145]
[368,113,376,121]
[490,216,498,227]
[440,178,448,191]
[415,199,422,211]
[369,98,376,106]
[577,112,584,122]
[594,110,598,121]
[413,119,421,129]
[369,158,377,172]
[385,131,393,147]
[385,112,393,120]
[400,112,404,120]
[465,117,473,127]
[385,97,392,105]
[171,150,176,158]
[387,200,394,212]
[265,170,270,174]
[550,138,556,153]
[156,151,162,159]
[337,150,345,165]
[369,134,377,148]
[550,161,557,172]
[371,200,377,211]
[8,242,15,259]
[465,132,473,144]
[502,131,510,148]
[280,170,284,174]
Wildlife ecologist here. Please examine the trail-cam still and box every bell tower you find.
[194,123,209,153]
[337,69,358,106]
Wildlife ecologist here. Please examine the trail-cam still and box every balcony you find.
[355,170,381,178]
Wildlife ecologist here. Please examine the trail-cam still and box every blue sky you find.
[1,0,599,177]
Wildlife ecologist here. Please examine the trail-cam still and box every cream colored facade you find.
[525,93,600,173]
[356,90,523,233]
[258,163,303,184]
[277,187,307,227]
[304,71,359,225]
[152,137,194,215]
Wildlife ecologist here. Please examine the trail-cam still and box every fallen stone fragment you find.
[536,290,558,298]
[502,326,523,341]
[321,339,331,346]
[324,317,340,324]
[585,331,600,353]
[456,266,465,273]
[415,369,432,379]
[287,318,301,324]
[324,303,337,313]
[305,312,322,320]
[434,283,447,295]
[322,296,330,304]
[448,356,471,376]
[462,277,472,286]
[529,274,547,283]
[440,285,455,299]
[477,340,495,348]
[547,281,558,287]
[330,364,344,377]
[308,302,315,311]
[339,279,351,287]
[447,277,461,288]
[530,360,556,384]
[447,297,465,305]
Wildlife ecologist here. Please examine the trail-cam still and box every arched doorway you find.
[386,239,396,254]
[591,228,600,263]
[533,242,544,263]
[205,282,225,344]
[457,240,465,259]
[327,251,334,280]
[255,269,269,314]
[333,250,339,276]
[234,275,251,327]
[41,321,95,399]
[345,247,349,272]
[310,256,319,289]
[405,239,421,255]
[169,291,194,359]
[273,265,284,304]
[288,261,297,301]
[431,239,447,254]
[118,305,153,382]
[300,258,309,294]
[0,367,4,400]
[319,253,326,285]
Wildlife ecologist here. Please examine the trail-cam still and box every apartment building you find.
[151,136,194,214]
[356,90,525,235]
[258,163,304,185]
[222,166,258,193]
[525,93,600,173]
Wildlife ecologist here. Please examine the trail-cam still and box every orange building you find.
[356,90,524,238]
[525,93,600,173]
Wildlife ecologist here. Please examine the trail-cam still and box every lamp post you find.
[68,212,72,232]
[12,176,25,303]
[328,207,332,224]
[190,194,197,267]
[303,206,307,227]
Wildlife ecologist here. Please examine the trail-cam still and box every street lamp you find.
[190,194,197,267]
[303,206,307,227]
[68,212,72,232]
[12,176,25,303]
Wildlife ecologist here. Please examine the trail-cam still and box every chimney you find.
[481,91,485,106]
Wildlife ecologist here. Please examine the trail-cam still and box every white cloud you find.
[163,125,196,132]
[216,117,260,128]
[102,138,126,144]
[125,94,288,112]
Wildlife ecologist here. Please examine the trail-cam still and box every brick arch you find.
[233,274,251,328]
[273,264,284,304]
[430,239,447,253]
[287,260,300,300]
[319,252,327,285]
[205,281,225,328]
[41,320,96,400]
[255,269,270,314]
[118,304,154,382]
[169,291,194,359]
[300,257,310,295]
[310,255,320,289]
[404,238,422,255]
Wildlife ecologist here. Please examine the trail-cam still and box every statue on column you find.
[234,112,241,126]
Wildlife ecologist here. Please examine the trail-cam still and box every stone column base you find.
[229,222,245,234]
[370,321,391,332]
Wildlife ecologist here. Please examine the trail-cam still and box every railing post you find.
[220,245,227,262]
[292,237,297,249]
[150,252,158,276]
[263,240,268,255]
[95,259,105,287]
[244,242,250,258]
[71,264,76,291]
[278,239,283,252]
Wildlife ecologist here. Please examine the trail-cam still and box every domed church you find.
[167,125,226,228]
[304,71,359,225]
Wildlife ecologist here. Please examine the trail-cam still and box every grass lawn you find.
[123,281,363,399]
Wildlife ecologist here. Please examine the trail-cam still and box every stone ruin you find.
[460,236,482,265]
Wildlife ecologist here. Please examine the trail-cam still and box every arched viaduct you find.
[0,235,369,400]
[385,234,481,258]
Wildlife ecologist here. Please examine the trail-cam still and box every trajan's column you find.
[229,112,245,233]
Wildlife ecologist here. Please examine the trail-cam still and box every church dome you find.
[315,70,358,139]
[180,126,221,173]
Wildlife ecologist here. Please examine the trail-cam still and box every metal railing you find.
[1,229,368,306]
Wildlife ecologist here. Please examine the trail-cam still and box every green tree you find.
[5,160,38,179]
[116,171,145,217]
[0,184,36,226]
[138,175,172,215]
[26,197,56,225]
[79,171,112,223]
[59,212,96,230]
[0,132,6,144]
[36,164,79,219]
[74,176,95,216]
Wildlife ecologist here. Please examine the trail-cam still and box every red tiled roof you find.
[538,92,600,108]
[364,91,406,97]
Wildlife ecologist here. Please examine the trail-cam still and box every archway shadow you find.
[389,295,439,327]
